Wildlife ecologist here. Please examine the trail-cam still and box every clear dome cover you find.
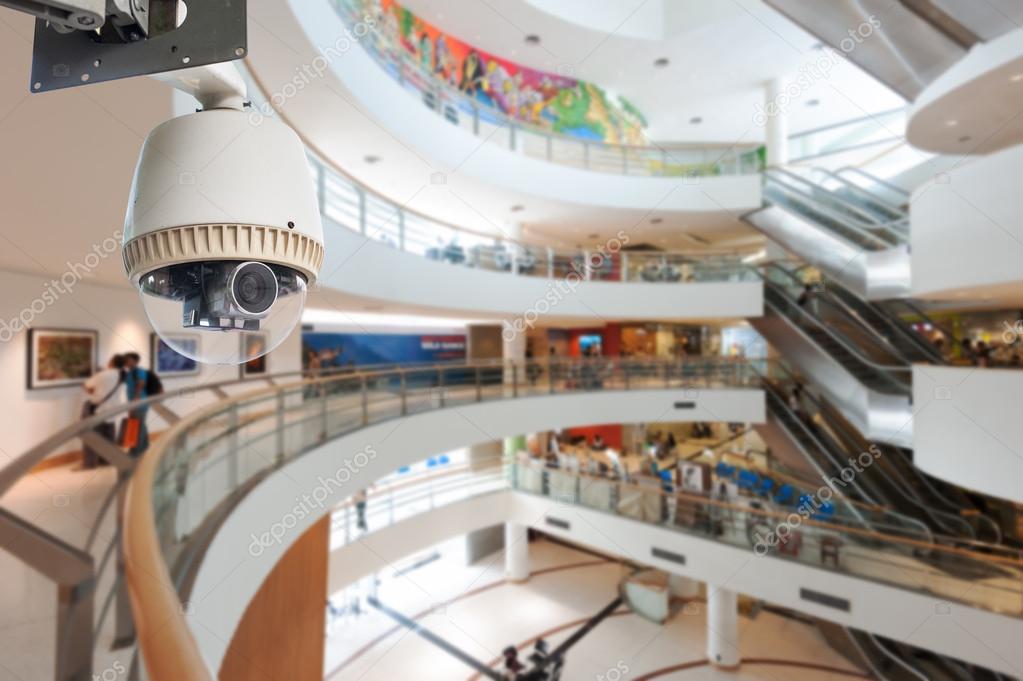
[139,261,307,366]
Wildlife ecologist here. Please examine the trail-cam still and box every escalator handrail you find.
[750,364,935,542]
[836,166,911,199]
[814,398,979,541]
[762,178,904,252]
[768,167,904,229]
[845,630,897,681]
[805,167,909,219]
[756,265,914,392]
[766,167,909,241]
[818,275,946,366]
[867,635,931,681]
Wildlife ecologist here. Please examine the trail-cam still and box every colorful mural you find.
[347,0,648,145]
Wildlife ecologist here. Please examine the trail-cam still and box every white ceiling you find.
[398,0,906,143]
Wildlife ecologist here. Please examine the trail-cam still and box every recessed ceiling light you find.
[650,217,664,224]
[364,155,381,164]
[689,116,703,124]
[958,135,972,143]
[510,204,525,212]
[1011,73,1023,82]
[524,34,541,45]
[945,119,959,127]
[654,57,670,68]
[587,233,599,239]
[805,98,820,107]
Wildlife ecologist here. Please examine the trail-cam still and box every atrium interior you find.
[1,1,1023,680]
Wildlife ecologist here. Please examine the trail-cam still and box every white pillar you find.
[504,522,530,582]
[764,78,789,169]
[503,320,527,392]
[707,587,740,669]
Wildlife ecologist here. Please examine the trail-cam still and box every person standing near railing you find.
[80,354,125,469]
[122,352,158,458]
[354,488,368,532]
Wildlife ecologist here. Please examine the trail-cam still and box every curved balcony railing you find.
[120,356,1023,680]
[329,0,763,179]
[243,63,761,284]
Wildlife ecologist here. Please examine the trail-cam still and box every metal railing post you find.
[360,375,369,426]
[547,247,554,278]
[475,366,482,402]
[319,387,328,441]
[473,105,479,136]
[622,147,628,174]
[512,363,518,398]
[546,134,552,160]
[400,370,407,415]
[398,211,405,251]
[583,141,590,169]
[437,367,445,407]
[621,253,629,281]
[583,251,592,280]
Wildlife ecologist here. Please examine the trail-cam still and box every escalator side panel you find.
[744,205,911,300]
[752,311,913,447]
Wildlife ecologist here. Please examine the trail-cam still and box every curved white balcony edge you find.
[910,143,1023,306]
[908,28,1023,156]
[283,0,763,213]
[319,221,764,319]
[329,489,1023,677]
[183,388,763,673]
[912,366,1023,504]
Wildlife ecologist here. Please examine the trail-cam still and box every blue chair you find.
[438,454,450,465]
[737,469,759,491]
[773,483,795,506]
[426,457,438,468]
[757,477,775,498]
[813,502,836,521]
[715,462,736,479]
[397,466,411,475]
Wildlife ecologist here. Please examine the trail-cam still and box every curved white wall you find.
[912,366,1023,504]
[287,0,762,214]
[320,221,763,320]
[180,388,764,673]
[326,490,1023,676]
[910,143,1023,306]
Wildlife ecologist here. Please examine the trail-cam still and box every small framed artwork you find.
[150,333,201,377]
[240,333,269,377]
[27,328,98,390]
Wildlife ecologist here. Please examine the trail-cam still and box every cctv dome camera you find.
[123,105,324,366]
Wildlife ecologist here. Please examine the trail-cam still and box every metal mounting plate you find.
[30,0,247,93]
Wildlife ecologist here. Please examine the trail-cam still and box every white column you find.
[504,522,530,582]
[504,221,523,275]
[503,321,527,392]
[707,587,740,669]
[764,78,789,169]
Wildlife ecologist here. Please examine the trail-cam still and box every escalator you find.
[820,621,1013,681]
[744,167,912,299]
[752,264,915,447]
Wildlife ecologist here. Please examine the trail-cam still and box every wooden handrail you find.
[521,462,1023,568]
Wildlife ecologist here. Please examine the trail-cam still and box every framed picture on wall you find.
[27,328,98,390]
[150,333,200,377]
[240,333,269,377]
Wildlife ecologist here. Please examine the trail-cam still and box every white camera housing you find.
[123,96,324,365]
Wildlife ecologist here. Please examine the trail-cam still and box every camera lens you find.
[229,262,279,315]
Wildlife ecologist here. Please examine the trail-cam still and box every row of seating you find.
[714,461,835,520]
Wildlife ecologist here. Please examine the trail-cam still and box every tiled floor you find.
[325,539,865,681]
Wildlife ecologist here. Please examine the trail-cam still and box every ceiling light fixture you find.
[945,119,959,127]
[805,98,820,107]
[650,217,664,224]
[689,116,703,125]
[1011,73,1023,82]
[364,155,381,164]
[653,57,670,68]
[524,34,541,45]
[510,204,525,212]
